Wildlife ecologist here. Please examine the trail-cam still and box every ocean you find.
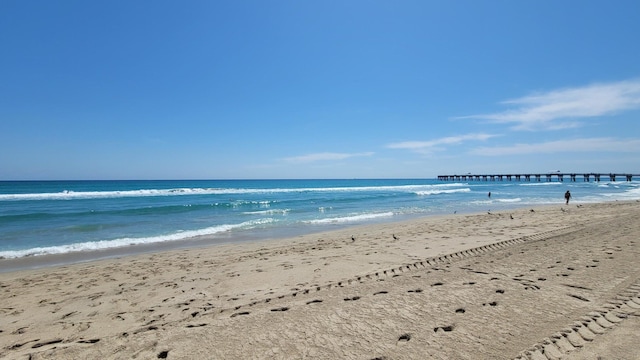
[1,179,639,267]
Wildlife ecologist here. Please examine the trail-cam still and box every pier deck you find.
[437,173,639,182]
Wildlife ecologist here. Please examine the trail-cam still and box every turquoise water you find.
[1,179,639,260]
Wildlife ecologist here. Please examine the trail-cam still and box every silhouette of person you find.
[564,190,571,205]
[488,192,491,198]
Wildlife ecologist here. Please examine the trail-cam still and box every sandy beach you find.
[1,201,639,359]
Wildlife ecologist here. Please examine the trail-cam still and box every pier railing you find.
[437,173,639,182]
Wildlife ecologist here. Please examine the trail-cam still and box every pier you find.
[437,173,639,182]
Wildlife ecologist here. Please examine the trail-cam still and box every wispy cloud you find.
[460,79,640,131]
[283,152,374,163]
[472,137,640,156]
[387,133,497,154]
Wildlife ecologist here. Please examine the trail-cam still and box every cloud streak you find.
[461,79,640,131]
[472,137,640,156]
[387,133,497,154]
[283,152,374,163]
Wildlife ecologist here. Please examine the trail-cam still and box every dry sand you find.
[1,201,639,359]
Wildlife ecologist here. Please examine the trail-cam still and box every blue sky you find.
[1,1,639,180]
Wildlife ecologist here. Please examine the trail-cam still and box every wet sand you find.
[1,201,639,359]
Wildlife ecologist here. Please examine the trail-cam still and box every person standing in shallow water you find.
[564,190,571,205]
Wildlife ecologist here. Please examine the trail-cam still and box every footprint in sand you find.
[77,338,100,344]
[568,294,590,302]
[11,326,28,335]
[230,311,250,318]
[434,325,454,332]
[61,311,78,319]
[31,339,64,349]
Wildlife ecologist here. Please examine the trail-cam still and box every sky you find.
[1,1,640,180]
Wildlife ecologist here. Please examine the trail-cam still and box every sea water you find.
[1,179,639,264]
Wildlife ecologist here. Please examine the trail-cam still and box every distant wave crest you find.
[415,188,471,196]
[0,183,471,201]
[519,182,563,186]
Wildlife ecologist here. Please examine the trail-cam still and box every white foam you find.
[304,212,394,224]
[415,188,471,196]
[496,198,522,203]
[0,218,275,259]
[242,209,290,215]
[231,200,272,208]
[470,198,522,205]
[470,200,493,205]
[603,186,640,199]
[519,182,563,186]
[0,188,225,201]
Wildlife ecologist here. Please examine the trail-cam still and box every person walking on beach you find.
[564,190,571,205]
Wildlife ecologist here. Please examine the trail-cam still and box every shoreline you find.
[1,200,639,359]
[0,201,587,274]
[0,201,598,279]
